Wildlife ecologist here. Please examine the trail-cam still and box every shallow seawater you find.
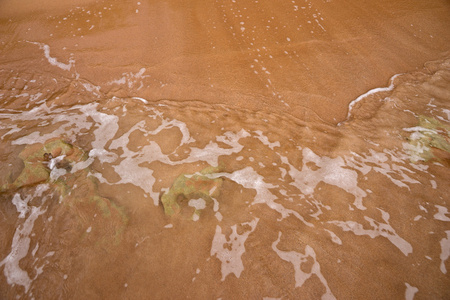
[1,55,449,299]
[1,1,450,299]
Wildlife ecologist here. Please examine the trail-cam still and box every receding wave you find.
[1,1,450,298]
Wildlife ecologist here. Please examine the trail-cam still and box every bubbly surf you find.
[1,1,449,299]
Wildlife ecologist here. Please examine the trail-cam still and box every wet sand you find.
[1,0,449,123]
[0,1,449,299]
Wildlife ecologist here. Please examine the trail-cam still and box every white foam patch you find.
[132,97,149,104]
[49,165,67,181]
[80,105,118,150]
[329,209,412,256]
[210,218,259,281]
[281,148,367,210]
[145,111,196,146]
[405,283,418,300]
[109,122,249,204]
[401,125,445,163]
[28,41,74,71]
[345,149,421,190]
[108,68,149,89]
[80,81,102,98]
[31,243,39,257]
[442,108,450,121]
[12,193,31,219]
[402,141,428,163]
[0,185,49,293]
[439,231,450,274]
[188,198,206,210]
[209,167,313,226]
[78,104,119,163]
[107,117,194,203]
[215,212,223,221]
[272,232,336,299]
[430,180,437,189]
[10,103,93,146]
[108,119,183,203]
[2,103,197,205]
[6,103,119,176]
[15,92,29,99]
[344,74,401,121]
[254,130,280,150]
[324,229,342,245]
[434,205,450,222]
[185,130,249,166]
[109,138,166,205]
[403,126,440,136]
[0,124,22,140]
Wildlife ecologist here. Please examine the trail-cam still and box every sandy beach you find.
[1,0,449,122]
[0,0,449,299]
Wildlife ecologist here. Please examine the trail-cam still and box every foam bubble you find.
[434,205,450,222]
[439,231,450,274]
[210,218,259,281]
[27,41,74,71]
[329,209,413,256]
[282,148,367,210]
[405,283,418,300]
[0,185,49,293]
[272,232,336,299]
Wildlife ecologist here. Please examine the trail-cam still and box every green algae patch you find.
[1,138,128,245]
[161,166,223,219]
[404,115,450,163]
[1,138,87,191]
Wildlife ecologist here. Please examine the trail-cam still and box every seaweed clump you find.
[160,166,223,220]
[404,115,450,163]
[1,138,128,245]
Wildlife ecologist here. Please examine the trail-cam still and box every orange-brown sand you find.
[0,1,449,299]
[1,0,449,123]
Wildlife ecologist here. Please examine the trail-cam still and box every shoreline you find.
[1,0,450,124]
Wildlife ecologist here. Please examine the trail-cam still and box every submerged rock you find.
[1,138,128,244]
[161,166,223,220]
[404,115,450,163]
[1,138,86,191]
